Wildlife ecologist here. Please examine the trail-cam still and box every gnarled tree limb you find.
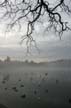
[0,0,71,51]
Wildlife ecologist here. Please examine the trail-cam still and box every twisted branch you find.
[0,0,71,51]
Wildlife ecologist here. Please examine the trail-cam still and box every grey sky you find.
[0,28,71,61]
[0,0,71,62]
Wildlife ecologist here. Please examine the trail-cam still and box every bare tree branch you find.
[0,0,71,51]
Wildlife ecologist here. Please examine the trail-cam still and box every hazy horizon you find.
[0,32,71,62]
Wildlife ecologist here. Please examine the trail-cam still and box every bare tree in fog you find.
[0,0,71,51]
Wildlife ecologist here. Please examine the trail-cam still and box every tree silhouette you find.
[0,0,71,50]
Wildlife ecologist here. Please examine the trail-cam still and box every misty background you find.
[0,24,71,62]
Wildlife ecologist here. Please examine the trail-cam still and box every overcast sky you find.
[0,0,71,62]
[0,23,71,62]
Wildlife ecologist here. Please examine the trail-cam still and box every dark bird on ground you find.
[21,94,26,99]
